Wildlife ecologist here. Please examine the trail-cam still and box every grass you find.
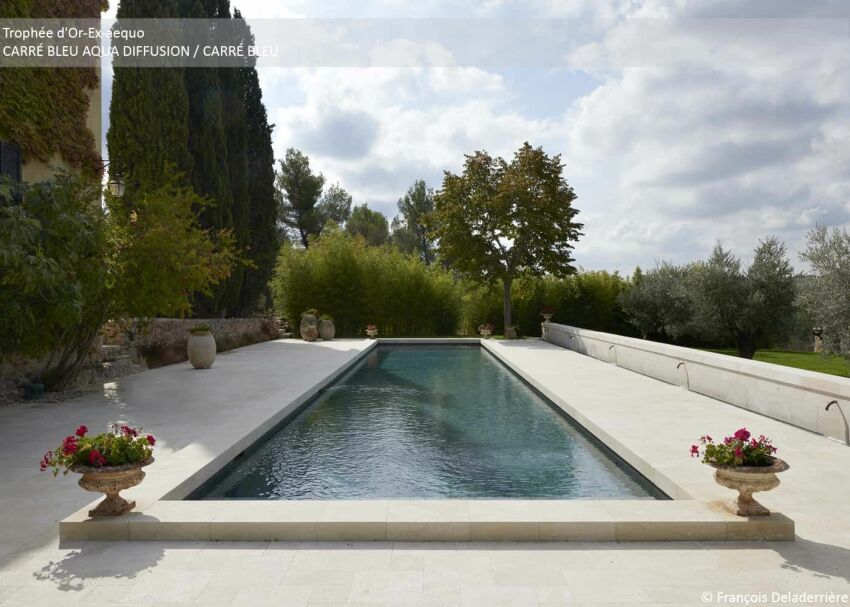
[705,348,850,378]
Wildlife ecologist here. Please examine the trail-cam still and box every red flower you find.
[62,436,78,455]
[39,450,53,472]
[75,425,88,437]
[734,446,744,459]
[733,428,751,442]
[699,435,713,444]
[88,450,106,466]
[690,445,700,458]
[121,425,138,437]
[146,434,156,446]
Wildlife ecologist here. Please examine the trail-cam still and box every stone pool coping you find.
[60,337,795,542]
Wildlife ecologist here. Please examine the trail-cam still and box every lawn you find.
[705,348,850,378]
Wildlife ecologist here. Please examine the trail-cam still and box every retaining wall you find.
[134,317,279,368]
[542,322,850,444]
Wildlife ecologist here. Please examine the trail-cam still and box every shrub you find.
[272,229,461,337]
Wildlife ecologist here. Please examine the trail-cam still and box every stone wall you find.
[132,317,279,369]
[542,322,850,443]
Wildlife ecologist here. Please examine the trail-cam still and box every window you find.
[0,141,22,184]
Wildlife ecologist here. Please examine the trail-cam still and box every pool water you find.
[194,346,664,500]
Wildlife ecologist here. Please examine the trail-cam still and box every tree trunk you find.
[735,331,758,359]
[502,277,513,337]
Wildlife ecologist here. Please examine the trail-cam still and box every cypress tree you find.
[215,0,250,314]
[107,0,192,198]
[234,9,278,313]
[180,0,234,316]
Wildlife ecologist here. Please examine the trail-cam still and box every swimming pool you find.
[193,345,664,500]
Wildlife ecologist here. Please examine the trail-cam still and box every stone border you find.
[543,323,850,444]
[60,337,795,542]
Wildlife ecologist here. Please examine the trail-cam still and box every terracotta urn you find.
[318,319,335,340]
[187,330,216,369]
[300,313,319,342]
[710,457,789,516]
[71,458,153,517]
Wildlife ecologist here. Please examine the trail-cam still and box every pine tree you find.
[107,0,192,197]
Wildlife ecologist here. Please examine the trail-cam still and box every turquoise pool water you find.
[194,345,663,500]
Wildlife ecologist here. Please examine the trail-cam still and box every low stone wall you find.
[134,318,279,369]
[542,322,850,443]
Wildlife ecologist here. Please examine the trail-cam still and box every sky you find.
[102,0,850,273]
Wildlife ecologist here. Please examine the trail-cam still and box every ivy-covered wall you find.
[0,1,107,177]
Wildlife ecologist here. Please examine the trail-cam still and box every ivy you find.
[0,1,108,177]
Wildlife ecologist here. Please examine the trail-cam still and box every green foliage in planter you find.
[273,228,460,337]
[190,323,211,334]
[41,424,154,476]
[0,0,106,177]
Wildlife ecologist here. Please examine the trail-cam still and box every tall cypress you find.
[181,0,234,316]
[215,0,250,314]
[234,9,277,313]
[107,0,192,198]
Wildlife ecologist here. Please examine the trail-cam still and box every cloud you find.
[561,0,850,271]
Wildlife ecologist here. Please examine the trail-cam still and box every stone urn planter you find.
[318,317,336,340]
[478,323,493,338]
[300,311,319,342]
[187,325,216,369]
[365,325,379,339]
[710,457,789,516]
[70,458,154,517]
[541,313,553,322]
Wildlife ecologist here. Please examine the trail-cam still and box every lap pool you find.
[192,345,664,500]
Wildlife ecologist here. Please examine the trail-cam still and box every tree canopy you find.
[276,148,326,248]
[799,226,850,358]
[346,204,390,247]
[429,142,582,333]
[391,180,436,265]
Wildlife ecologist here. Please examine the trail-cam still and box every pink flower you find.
[146,434,156,446]
[690,445,700,458]
[75,425,88,437]
[121,425,138,437]
[699,435,713,444]
[734,446,744,459]
[733,428,751,442]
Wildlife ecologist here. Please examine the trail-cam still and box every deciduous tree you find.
[429,142,582,335]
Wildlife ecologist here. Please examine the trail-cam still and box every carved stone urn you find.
[71,458,154,517]
[300,313,319,342]
[711,457,789,516]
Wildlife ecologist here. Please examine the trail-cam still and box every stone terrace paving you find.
[0,338,849,606]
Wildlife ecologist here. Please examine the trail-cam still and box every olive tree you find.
[429,143,582,335]
[688,239,795,358]
[619,263,692,340]
[799,225,850,357]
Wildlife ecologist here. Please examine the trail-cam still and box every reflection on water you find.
[199,346,662,500]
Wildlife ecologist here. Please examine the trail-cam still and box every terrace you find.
[2,334,849,605]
